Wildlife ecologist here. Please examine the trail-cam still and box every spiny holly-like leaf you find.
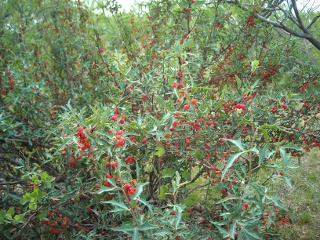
[137,198,153,214]
[95,187,116,195]
[132,182,149,200]
[281,143,303,151]
[137,222,158,231]
[223,138,245,151]
[265,195,288,211]
[102,200,129,211]
[221,152,244,180]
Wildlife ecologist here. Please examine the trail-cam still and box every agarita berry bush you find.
[0,0,319,239]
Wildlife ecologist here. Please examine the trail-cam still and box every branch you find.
[0,154,23,166]
[0,137,52,148]
[307,14,320,29]
[231,0,320,50]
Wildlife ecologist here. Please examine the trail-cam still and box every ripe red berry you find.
[191,99,197,105]
[172,120,178,127]
[142,138,147,144]
[242,202,249,211]
[183,104,190,110]
[69,159,77,167]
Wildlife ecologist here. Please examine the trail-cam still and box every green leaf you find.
[133,229,139,240]
[29,202,37,210]
[214,99,225,109]
[153,229,172,236]
[155,96,171,111]
[281,143,303,151]
[102,200,129,211]
[95,187,116,195]
[182,170,190,181]
[37,210,48,220]
[223,138,245,151]
[221,85,228,98]
[260,128,270,145]
[13,214,25,223]
[230,222,237,239]
[7,207,14,216]
[251,60,260,73]
[259,145,268,164]
[174,41,181,53]
[235,75,242,89]
[260,123,279,130]
[8,193,22,201]
[159,185,168,200]
[204,9,215,18]
[132,182,149,200]
[175,211,182,229]
[193,0,205,7]
[137,222,158,231]
[238,118,253,126]
[193,148,203,159]
[221,152,244,180]
[265,195,288,211]
[243,228,261,239]
[179,1,189,8]
[155,146,165,157]
[162,168,175,178]
[183,195,198,206]
[112,225,136,232]
[137,198,153,214]
[280,148,287,167]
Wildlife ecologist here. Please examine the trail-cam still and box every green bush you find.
[0,0,319,239]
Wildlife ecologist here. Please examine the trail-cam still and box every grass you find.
[274,149,320,239]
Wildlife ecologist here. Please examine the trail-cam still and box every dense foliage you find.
[1,0,319,239]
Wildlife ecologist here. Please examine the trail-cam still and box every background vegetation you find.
[0,0,319,239]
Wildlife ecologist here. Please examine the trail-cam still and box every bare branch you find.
[0,154,23,166]
[230,0,320,50]
[307,14,320,29]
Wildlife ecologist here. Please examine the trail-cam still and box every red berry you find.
[142,138,147,144]
[69,159,77,167]
[191,99,197,105]
[172,120,178,127]
[183,104,190,110]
